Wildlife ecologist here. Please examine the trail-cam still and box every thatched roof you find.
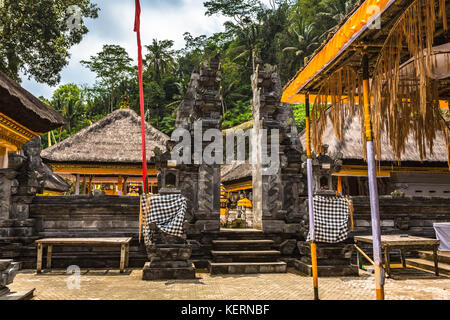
[222,121,253,134]
[221,162,252,183]
[0,72,65,132]
[41,109,169,164]
[299,114,449,163]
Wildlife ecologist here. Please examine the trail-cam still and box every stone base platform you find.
[209,261,287,274]
[293,259,359,277]
[0,288,34,300]
[142,262,196,280]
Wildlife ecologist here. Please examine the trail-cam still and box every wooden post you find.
[118,176,123,196]
[83,175,87,194]
[88,175,93,194]
[46,245,53,269]
[362,52,385,300]
[356,249,363,270]
[120,244,126,273]
[125,244,130,268]
[400,249,406,268]
[337,176,342,195]
[384,246,391,277]
[122,176,128,195]
[36,243,43,273]
[75,174,80,195]
[433,245,439,276]
[306,93,319,300]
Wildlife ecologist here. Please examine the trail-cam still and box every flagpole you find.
[134,0,149,193]
[305,93,319,300]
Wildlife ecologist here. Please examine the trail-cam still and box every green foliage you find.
[145,39,175,82]
[0,0,99,85]
[51,83,85,133]
[81,44,133,113]
[291,104,309,133]
[222,101,252,129]
[35,0,355,146]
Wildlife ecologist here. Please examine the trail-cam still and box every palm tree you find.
[53,95,83,134]
[278,16,319,79]
[317,0,358,40]
[282,17,319,59]
[144,39,175,82]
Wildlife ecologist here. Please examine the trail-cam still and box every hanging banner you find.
[134,0,149,193]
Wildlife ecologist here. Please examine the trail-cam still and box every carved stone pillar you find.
[251,62,304,234]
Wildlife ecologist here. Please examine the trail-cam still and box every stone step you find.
[209,261,287,274]
[212,240,274,251]
[406,258,450,276]
[216,229,265,240]
[211,250,281,262]
[292,259,359,277]
[418,251,450,264]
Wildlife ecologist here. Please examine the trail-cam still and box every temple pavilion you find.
[220,117,450,198]
[298,114,450,196]
[41,108,169,195]
[0,71,65,165]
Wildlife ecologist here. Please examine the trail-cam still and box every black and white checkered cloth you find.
[141,194,187,244]
[307,195,350,243]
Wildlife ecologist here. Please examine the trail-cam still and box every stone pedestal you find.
[294,241,358,277]
[142,244,196,280]
[0,259,34,300]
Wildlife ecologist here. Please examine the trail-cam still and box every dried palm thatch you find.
[0,71,65,133]
[300,113,449,163]
[310,66,363,156]
[41,109,169,163]
[371,0,449,166]
[221,162,252,183]
[310,0,449,168]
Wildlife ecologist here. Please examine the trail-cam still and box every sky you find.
[20,0,231,99]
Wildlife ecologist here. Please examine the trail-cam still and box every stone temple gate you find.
[152,55,306,272]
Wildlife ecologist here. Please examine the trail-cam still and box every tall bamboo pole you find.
[362,52,385,300]
[305,93,319,300]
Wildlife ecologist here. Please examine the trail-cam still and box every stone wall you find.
[8,195,146,269]
[298,195,450,271]
[2,194,450,269]
[351,196,450,238]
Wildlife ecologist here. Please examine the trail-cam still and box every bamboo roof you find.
[41,109,168,164]
[282,0,449,100]
[0,72,65,133]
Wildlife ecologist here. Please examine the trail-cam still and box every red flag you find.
[134,0,148,193]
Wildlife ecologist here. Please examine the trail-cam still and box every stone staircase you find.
[406,250,450,276]
[208,229,287,274]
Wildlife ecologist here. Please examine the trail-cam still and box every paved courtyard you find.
[8,266,450,300]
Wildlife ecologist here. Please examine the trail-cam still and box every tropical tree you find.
[317,0,358,39]
[144,39,175,82]
[81,45,133,113]
[0,0,99,85]
[50,83,85,134]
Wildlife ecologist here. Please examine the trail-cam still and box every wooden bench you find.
[35,238,132,273]
[354,235,440,277]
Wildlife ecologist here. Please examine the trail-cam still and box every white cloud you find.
[21,0,227,99]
